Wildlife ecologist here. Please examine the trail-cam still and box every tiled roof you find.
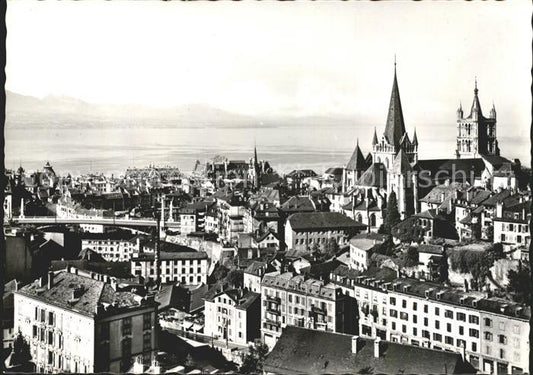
[16,269,154,317]
[287,212,365,231]
[280,196,316,212]
[261,273,339,300]
[346,143,367,171]
[264,326,470,375]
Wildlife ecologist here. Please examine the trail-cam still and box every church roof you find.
[392,149,412,174]
[356,163,387,188]
[346,141,367,171]
[384,66,407,148]
[467,80,485,120]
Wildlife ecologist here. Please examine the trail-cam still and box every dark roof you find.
[264,326,471,375]
[346,142,367,171]
[417,244,444,255]
[414,158,486,182]
[287,212,365,231]
[286,169,317,178]
[142,240,198,253]
[280,196,316,213]
[384,69,407,148]
[207,289,260,311]
[16,269,154,317]
[480,154,512,168]
[356,163,387,188]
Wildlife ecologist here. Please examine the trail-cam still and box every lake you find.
[4,123,529,176]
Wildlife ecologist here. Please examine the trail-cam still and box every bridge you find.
[11,216,181,229]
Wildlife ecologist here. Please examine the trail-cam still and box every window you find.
[413,327,418,336]
[392,322,396,330]
[143,313,151,330]
[469,329,479,338]
[402,325,407,333]
[445,336,454,345]
[484,332,493,341]
[433,333,442,342]
[459,326,464,335]
[499,322,505,331]
[484,318,492,327]
[402,300,407,308]
[498,335,507,344]
[457,339,466,349]
[389,309,398,318]
[422,330,430,339]
[424,317,428,326]
[48,312,54,325]
[484,346,491,355]
[143,332,151,351]
[122,317,132,336]
[435,321,440,329]
[513,338,520,348]
[423,305,428,313]
[390,297,396,305]
[444,310,453,318]
[413,315,417,324]
[48,331,53,345]
[48,351,53,365]
[435,307,440,316]
[32,325,38,338]
[472,342,477,352]
[400,312,408,321]
[413,302,418,311]
[469,315,479,324]
[457,312,466,321]
[447,323,451,332]
[513,325,520,334]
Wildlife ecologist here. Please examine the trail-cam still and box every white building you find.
[13,268,157,373]
[131,251,208,285]
[80,233,141,262]
[204,289,260,346]
[349,233,388,271]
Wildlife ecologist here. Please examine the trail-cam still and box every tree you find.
[226,269,244,288]
[403,247,419,268]
[8,330,32,370]
[209,264,229,284]
[323,238,339,257]
[240,342,269,374]
[507,263,531,305]
[384,192,401,235]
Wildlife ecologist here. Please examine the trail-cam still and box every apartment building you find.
[13,268,158,373]
[204,289,261,346]
[178,201,216,235]
[349,232,388,271]
[285,212,365,251]
[131,251,208,285]
[328,270,530,374]
[493,201,530,252]
[80,232,141,262]
[260,272,355,349]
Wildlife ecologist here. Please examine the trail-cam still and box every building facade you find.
[131,251,208,285]
[13,268,158,373]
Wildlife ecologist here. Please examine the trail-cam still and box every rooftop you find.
[287,212,365,231]
[16,268,155,318]
[264,326,472,375]
[261,273,340,300]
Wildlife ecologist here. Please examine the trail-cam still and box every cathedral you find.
[343,63,418,227]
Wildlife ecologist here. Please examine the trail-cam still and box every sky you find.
[5,1,532,130]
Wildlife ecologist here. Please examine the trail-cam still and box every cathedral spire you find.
[384,60,406,149]
[372,127,378,145]
[412,128,418,146]
[469,77,483,119]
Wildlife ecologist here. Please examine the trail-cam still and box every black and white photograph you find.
[2,1,531,374]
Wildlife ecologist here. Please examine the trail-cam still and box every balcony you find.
[266,295,281,304]
[311,306,327,315]
[266,306,281,315]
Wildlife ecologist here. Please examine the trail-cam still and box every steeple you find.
[384,60,407,149]
[372,127,379,145]
[469,77,483,119]
[457,102,463,119]
[412,128,418,146]
[253,142,260,189]
[489,102,496,119]
[346,138,366,171]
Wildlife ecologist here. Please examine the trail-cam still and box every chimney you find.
[351,335,360,354]
[47,271,54,289]
[374,337,381,358]
[39,276,46,288]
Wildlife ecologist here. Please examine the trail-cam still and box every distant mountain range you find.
[5,90,368,129]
